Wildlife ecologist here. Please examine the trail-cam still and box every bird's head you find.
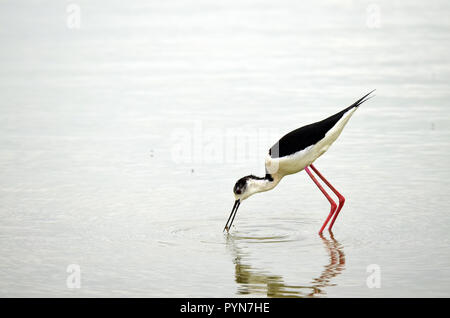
[224,175,275,232]
[233,175,256,201]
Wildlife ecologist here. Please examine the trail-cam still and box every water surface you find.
[0,0,449,297]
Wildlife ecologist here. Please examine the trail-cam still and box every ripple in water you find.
[227,216,314,244]
[155,216,314,245]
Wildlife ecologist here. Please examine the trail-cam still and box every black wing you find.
[269,90,374,158]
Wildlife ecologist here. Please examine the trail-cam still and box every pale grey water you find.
[0,0,449,297]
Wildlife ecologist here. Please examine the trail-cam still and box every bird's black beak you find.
[224,199,240,232]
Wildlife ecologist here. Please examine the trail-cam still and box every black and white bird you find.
[224,90,375,234]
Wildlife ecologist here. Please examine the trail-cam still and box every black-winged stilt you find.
[224,90,375,234]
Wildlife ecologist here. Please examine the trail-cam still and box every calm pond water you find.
[0,0,449,297]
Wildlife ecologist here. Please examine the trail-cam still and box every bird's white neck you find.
[242,174,282,200]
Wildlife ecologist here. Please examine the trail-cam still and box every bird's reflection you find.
[226,233,345,297]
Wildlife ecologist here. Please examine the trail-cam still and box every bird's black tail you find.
[348,90,376,110]
[328,90,375,123]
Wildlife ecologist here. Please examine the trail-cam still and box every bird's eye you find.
[236,189,242,194]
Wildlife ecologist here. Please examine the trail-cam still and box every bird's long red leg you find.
[310,164,345,231]
[304,166,337,234]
